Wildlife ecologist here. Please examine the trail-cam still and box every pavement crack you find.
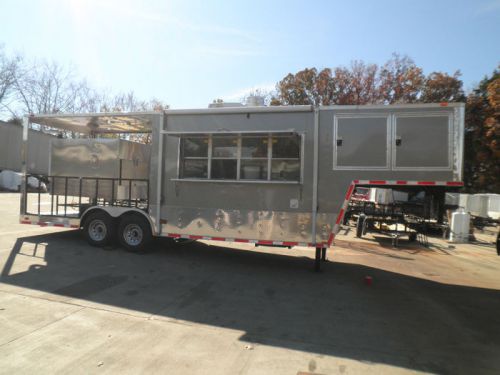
[0,306,86,348]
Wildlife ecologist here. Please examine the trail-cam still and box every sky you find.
[1,0,499,109]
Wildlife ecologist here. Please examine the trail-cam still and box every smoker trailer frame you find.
[19,103,465,270]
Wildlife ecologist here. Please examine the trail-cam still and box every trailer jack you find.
[314,247,327,272]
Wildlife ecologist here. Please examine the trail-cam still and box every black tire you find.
[356,215,366,238]
[408,232,417,242]
[118,214,152,252]
[83,211,115,247]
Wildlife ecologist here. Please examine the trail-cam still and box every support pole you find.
[311,107,319,247]
[321,247,327,262]
[314,247,321,272]
[19,116,29,216]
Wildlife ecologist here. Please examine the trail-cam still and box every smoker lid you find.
[29,111,159,134]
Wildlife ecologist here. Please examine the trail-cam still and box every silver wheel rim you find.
[89,219,107,242]
[124,224,143,246]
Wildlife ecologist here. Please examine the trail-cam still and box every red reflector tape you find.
[417,181,436,185]
[257,240,274,245]
[345,184,355,200]
[335,209,345,225]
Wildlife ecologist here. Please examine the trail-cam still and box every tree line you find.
[269,54,467,106]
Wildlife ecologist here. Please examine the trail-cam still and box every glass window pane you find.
[211,159,237,179]
[181,159,208,178]
[182,137,208,157]
[241,137,268,158]
[271,160,300,181]
[272,135,300,158]
[240,160,268,180]
[212,136,238,158]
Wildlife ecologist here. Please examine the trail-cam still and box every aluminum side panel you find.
[160,207,335,243]
[334,115,389,169]
[161,112,315,212]
[393,114,450,168]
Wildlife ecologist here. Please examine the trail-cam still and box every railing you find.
[24,175,149,218]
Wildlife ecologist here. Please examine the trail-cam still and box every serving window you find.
[179,133,301,182]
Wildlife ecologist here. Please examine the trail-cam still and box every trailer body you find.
[19,103,465,263]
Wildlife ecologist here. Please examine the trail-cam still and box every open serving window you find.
[163,130,303,183]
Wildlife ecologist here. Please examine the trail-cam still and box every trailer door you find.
[333,115,389,169]
[393,114,450,169]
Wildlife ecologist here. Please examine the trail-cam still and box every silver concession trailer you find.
[19,103,465,270]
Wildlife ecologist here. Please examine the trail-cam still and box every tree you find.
[273,54,427,106]
[12,59,92,116]
[274,62,381,106]
[0,46,22,117]
[420,71,466,103]
[378,53,424,104]
[333,61,379,105]
[464,67,500,192]
[275,68,319,105]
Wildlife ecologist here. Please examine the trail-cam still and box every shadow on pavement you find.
[1,230,500,374]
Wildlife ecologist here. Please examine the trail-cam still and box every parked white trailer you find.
[446,193,500,220]
[19,103,465,270]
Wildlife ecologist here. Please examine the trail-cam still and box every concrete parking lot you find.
[1,192,499,374]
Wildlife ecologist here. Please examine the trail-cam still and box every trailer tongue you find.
[20,103,465,271]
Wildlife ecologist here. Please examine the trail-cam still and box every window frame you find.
[176,133,303,184]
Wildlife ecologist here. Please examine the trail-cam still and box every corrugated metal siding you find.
[0,121,54,175]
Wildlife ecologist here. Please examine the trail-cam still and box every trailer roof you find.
[29,111,159,134]
[27,103,464,134]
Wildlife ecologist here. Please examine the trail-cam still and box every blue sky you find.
[1,0,499,108]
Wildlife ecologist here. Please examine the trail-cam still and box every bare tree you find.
[0,46,22,118]
[98,91,168,113]
[12,59,92,116]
